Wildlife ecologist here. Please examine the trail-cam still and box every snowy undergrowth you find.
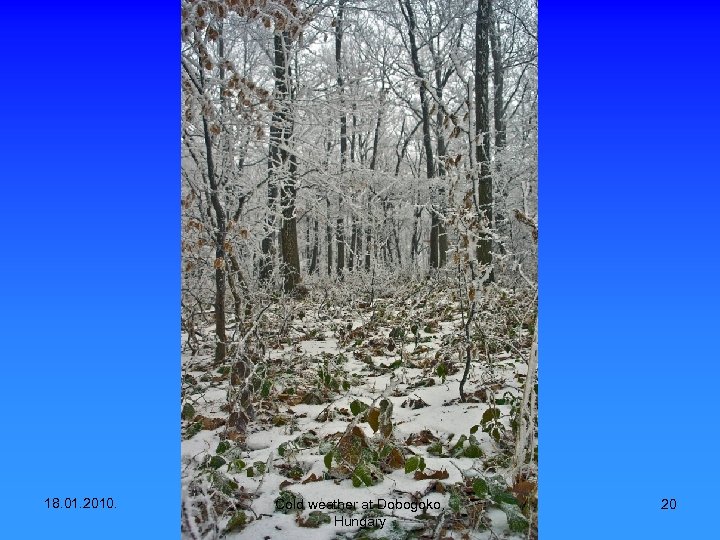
[181,280,537,540]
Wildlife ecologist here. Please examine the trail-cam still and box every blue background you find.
[541,1,720,538]
[0,2,180,538]
[0,1,718,538]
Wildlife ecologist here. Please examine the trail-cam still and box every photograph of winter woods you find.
[181,0,537,538]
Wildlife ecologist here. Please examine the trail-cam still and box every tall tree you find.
[428,29,457,269]
[335,0,347,276]
[399,0,443,269]
[267,31,301,293]
[490,4,505,151]
[475,0,494,281]
[181,26,229,365]
[203,97,228,365]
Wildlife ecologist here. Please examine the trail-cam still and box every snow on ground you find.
[181,286,536,539]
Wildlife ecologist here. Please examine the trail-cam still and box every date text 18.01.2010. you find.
[44,497,115,509]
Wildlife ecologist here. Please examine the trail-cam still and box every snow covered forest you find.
[181,0,537,538]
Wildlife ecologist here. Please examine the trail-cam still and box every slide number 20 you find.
[661,499,677,510]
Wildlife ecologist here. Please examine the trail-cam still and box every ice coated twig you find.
[512,319,538,477]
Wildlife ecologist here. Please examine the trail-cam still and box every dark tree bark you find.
[490,4,509,256]
[490,6,505,151]
[202,114,227,365]
[475,0,494,281]
[433,73,450,266]
[349,220,357,271]
[259,204,276,282]
[336,210,345,276]
[370,100,382,172]
[326,197,333,276]
[280,151,301,293]
[400,0,440,270]
[394,225,402,263]
[265,31,301,292]
[218,24,245,326]
[335,0,347,277]
[351,104,357,163]
[308,218,319,274]
[410,200,422,262]
[190,53,228,365]
[429,35,453,268]
[355,221,363,269]
[227,252,249,324]
[305,221,311,261]
[365,197,372,271]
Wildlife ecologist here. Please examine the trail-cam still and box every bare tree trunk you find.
[226,253,245,324]
[266,31,301,293]
[394,226,402,263]
[349,219,357,271]
[410,204,422,262]
[280,151,301,293]
[326,197,333,276]
[427,33,453,269]
[259,208,275,282]
[352,222,358,269]
[475,0,494,281]
[490,5,505,151]
[365,87,386,273]
[429,210,439,268]
[335,0,347,278]
[513,319,538,475]
[203,114,227,365]
[308,218,319,274]
[351,104,357,163]
[365,198,372,271]
[192,53,229,365]
[336,206,345,276]
[381,198,395,265]
[305,220,311,261]
[434,70,449,267]
[400,0,437,269]
[489,5,508,257]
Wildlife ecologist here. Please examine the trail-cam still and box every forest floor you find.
[181,278,537,540]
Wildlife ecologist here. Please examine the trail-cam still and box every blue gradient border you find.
[541,1,720,538]
[1,1,718,538]
[0,2,180,538]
